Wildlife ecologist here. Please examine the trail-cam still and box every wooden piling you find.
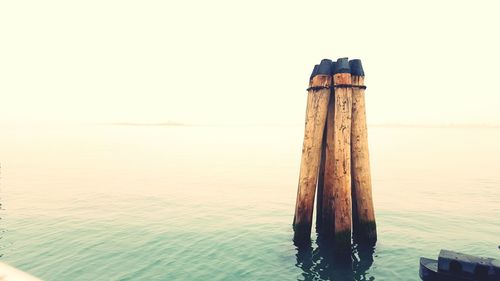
[349,59,377,243]
[328,58,353,251]
[319,76,336,235]
[313,63,326,231]
[293,59,332,242]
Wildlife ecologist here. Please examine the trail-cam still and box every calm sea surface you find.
[0,125,499,280]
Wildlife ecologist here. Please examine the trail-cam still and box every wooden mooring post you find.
[293,59,332,243]
[319,64,336,235]
[350,59,377,244]
[294,57,376,251]
[329,58,353,251]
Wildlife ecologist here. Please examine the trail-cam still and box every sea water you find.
[0,125,499,280]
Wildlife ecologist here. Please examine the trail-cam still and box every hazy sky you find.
[1,0,499,126]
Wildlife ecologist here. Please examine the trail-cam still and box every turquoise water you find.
[0,125,499,280]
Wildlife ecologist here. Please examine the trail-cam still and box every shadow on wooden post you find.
[316,121,327,231]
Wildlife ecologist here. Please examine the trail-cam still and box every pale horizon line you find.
[107,121,500,129]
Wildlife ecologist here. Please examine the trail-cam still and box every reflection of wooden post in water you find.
[349,59,377,244]
[330,58,353,251]
[293,59,332,242]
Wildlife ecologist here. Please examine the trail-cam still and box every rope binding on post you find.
[306,85,367,91]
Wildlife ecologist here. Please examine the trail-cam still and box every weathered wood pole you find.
[319,64,336,235]
[329,57,353,251]
[350,59,377,244]
[312,63,326,231]
[293,59,332,243]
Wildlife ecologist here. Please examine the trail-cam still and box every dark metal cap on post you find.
[349,59,365,76]
[333,57,350,74]
[310,64,319,80]
[316,59,333,76]
[331,62,337,74]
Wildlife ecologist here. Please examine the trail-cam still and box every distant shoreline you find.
[369,123,500,129]
[111,122,190,127]
[109,122,500,129]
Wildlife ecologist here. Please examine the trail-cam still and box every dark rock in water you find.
[420,249,500,281]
